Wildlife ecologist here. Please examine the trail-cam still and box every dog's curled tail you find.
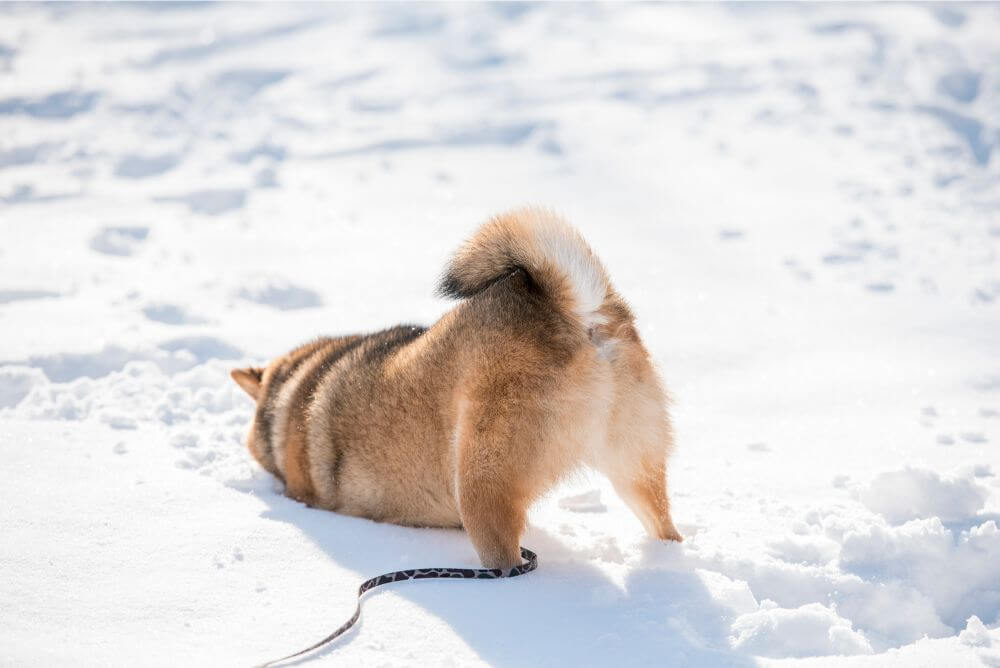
[439,207,612,328]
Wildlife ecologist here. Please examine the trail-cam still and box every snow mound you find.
[0,366,48,409]
[730,601,873,658]
[692,465,1000,651]
[840,518,1000,633]
[859,468,989,525]
[12,360,255,482]
[959,616,993,648]
[696,570,759,616]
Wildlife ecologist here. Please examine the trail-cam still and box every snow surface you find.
[2,3,1000,666]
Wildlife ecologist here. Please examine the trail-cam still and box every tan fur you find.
[278,339,344,505]
[233,207,681,569]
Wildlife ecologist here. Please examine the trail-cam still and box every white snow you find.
[559,489,608,514]
[2,3,999,666]
[730,601,873,658]
[858,467,989,525]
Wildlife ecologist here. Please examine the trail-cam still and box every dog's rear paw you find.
[660,526,684,542]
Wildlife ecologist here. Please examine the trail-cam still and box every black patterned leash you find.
[255,547,537,667]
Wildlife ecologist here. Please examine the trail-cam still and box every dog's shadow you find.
[257,491,754,667]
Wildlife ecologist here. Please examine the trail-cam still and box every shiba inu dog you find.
[231,207,682,569]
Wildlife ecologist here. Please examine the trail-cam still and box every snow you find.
[730,601,874,659]
[558,488,608,514]
[1,2,999,666]
[857,467,990,525]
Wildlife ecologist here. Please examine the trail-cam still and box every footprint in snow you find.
[229,142,287,164]
[213,547,246,569]
[783,258,813,282]
[101,413,137,430]
[27,344,137,382]
[0,89,98,119]
[254,167,279,189]
[159,336,242,362]
[156,189,247,216]
[866,282,894,293]
[114,153,180,179]
[143,303,207,325]
[90,226,149,256]
[0,289,59,304]
[920,405,938,428]
[237,276,322,311]
[931,5,966,27]
[936,69,980,104]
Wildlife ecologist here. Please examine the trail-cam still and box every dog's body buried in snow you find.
[231,208,682,569]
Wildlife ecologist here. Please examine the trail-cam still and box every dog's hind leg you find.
[598,350,683,542]
[457,471,527,570]
[453,399,542,570]
[604,452,682,542]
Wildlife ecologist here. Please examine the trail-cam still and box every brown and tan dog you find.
[231,207,681,569]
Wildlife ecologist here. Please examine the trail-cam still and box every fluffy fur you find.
[232,207,681,569]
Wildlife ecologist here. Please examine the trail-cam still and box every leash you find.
[256,546,538,667]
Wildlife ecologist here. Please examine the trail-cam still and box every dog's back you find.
[233,207,681,569]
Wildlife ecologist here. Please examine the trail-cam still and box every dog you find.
[231,207,682,569]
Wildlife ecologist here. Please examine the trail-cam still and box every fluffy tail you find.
[439,207,612,328]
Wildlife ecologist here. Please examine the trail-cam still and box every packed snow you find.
[2,3,999,666]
